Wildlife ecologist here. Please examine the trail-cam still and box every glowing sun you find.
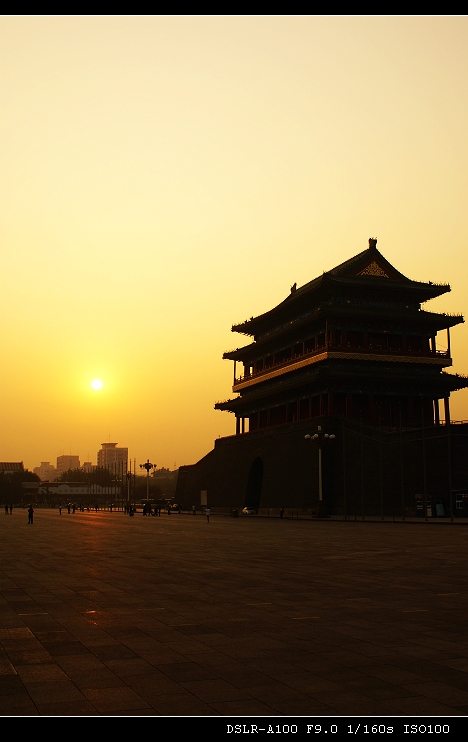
[91,379,103,390]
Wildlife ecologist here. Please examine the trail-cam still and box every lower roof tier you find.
[215,362,468,415]
[225,307,463,362]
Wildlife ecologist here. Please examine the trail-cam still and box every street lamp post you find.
[126,471,132,510]
[305,426,335,517]
[139,459,156,505]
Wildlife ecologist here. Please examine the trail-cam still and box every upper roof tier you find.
[232,239,451,339]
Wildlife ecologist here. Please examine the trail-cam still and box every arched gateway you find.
[244,457,263,511]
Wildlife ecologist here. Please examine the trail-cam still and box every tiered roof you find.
[231,239,452,340]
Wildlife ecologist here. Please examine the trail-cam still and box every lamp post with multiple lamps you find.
[305,426,335,517]
[139,459,157,505]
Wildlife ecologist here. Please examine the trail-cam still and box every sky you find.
[1,16,468,471]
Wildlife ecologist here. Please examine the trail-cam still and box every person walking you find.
[206,506,210,523]
[27,505,34,524]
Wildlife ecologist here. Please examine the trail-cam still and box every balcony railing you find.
[234,345,450,386]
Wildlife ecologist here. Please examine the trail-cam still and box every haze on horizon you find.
[1,16,468,472]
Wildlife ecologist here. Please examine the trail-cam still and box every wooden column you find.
[444,396,451,425]
[236,417,240,435]
[434,398,440,426]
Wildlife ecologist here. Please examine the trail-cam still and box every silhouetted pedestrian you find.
[192,505,196,516]
[206,507,210,523]
[4,505,7,515]
[280,507,285,519]
[28,505,34,524]
[59,505,62,515]
[9,504,12,514]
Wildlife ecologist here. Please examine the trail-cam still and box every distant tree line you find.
[0,470,39,501]
[56,467,116,486]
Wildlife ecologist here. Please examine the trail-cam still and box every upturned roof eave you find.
[232,274,450,337]
[215,370,468,414]
[225,308,463,361]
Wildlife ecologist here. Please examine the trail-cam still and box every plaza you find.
[1,509,468,716]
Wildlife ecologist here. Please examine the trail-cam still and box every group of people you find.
[4,502,213,524]
[4,503,33,523]
[135,503,181,516]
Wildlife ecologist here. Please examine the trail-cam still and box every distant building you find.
[81,461,95,473]
[56,455,80,476]
[0,462,24,475]
[38,483,120,496]
[97,443,128,474]
[33,462,58,481]
[151,467,174,478]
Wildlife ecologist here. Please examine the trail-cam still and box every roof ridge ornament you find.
[369,237,377,249]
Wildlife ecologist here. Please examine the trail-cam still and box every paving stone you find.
[1,510,468,716]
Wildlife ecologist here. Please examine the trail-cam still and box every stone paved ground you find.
[1,508,468,716]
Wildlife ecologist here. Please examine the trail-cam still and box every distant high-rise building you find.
[56,455,80,476]
[33,462,57,481]
[81,461,95,473]
[97,443,128,474]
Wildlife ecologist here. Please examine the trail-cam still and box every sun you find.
[91,379,103,390]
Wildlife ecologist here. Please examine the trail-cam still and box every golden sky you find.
[2,16,468,470]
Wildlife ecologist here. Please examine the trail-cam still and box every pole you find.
[445,397,453,523]
[399,403,405,521]
[318,446,323,502]
[342,418,347,521]
[422,398,428,521]
[379,406,383,520]
[360,412,364,520]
